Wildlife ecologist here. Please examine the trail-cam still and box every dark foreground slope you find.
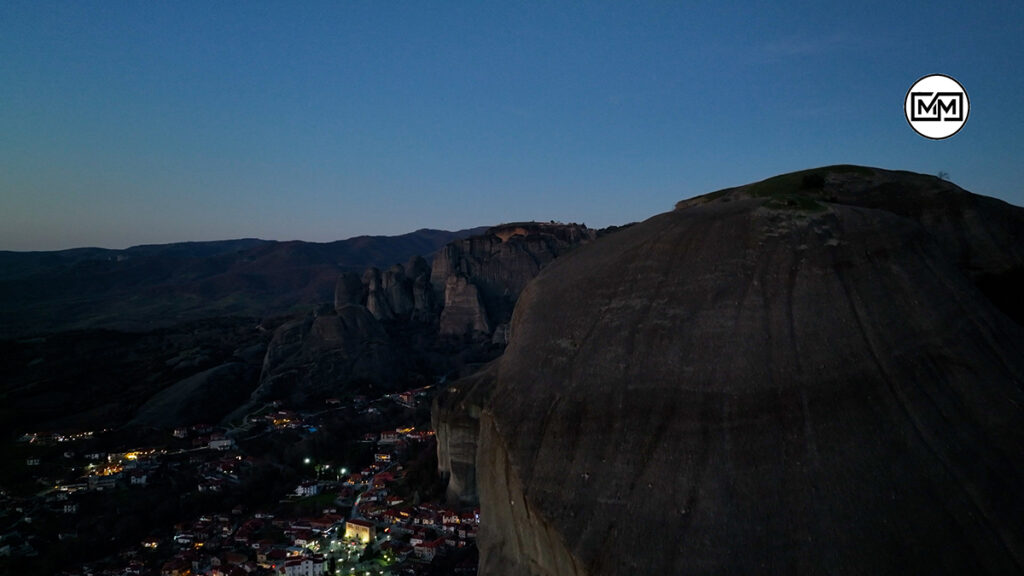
[446,166,1024,575]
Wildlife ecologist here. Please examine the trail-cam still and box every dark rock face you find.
[405,254,431,280]
[253,226,596,403]
[433,365,498,505]
[412,272,437,323]
[441,167,1024,575]
[439,275,492,337]
[334,271,365,310]
[405,255,436,322]
[253,304,396,403]
[432,222,596,338]
[329,225,596,344]
[349,260,435,323]
[362,267,394,321]
[383,264,415,317]
[491,323,510,345]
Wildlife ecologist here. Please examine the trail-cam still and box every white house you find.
[208,437,235,451]
[279,555,328,576]
[295,481,319,497]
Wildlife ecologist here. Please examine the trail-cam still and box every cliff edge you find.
[442,166,1024,575]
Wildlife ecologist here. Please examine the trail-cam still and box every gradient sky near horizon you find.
[2,1,1022,251]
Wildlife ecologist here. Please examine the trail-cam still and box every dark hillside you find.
[0,228,486,337]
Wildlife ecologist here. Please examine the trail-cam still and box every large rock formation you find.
[382,264,415,317]
[251,304,397,403]
[335,256,438,324]
[439,275,492,337]
[249,225,595,405]
[334,271,365,309]
[439,166,1024,575]
[362,267,394,321]
[412,272,437,323]
[433,365,498,505]
[321,224,597,343]
[432,222,596,338]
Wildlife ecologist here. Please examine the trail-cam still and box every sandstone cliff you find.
[333,256,438,324]
[440,166,1024,575]
[323,223,595,343]
[431,222,596,338]
[433,365,498,505]
[439,275,492,337]
[334,271,365,309]
[251,225,583,405]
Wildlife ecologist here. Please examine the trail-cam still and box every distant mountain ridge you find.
[0,227,488,337]
[0,221,600,436]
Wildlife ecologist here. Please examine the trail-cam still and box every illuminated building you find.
[343,519,376,544]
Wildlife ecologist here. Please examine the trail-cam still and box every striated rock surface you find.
[346,259,434,323]
[363,267,395,321]
[432,222,596,338]
[334,271,365,310]
[439,275,492,337]
[491,323,510,345]
[441,166,1024,575]
[405,254,432,281]
[383,264,415,317]
[412,272,437,323]
[252,304,396,403]
[433,365,498,506]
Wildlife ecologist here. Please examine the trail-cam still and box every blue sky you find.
[2,1,1022,250]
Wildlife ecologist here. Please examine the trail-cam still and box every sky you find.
[2,1,1022,251]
